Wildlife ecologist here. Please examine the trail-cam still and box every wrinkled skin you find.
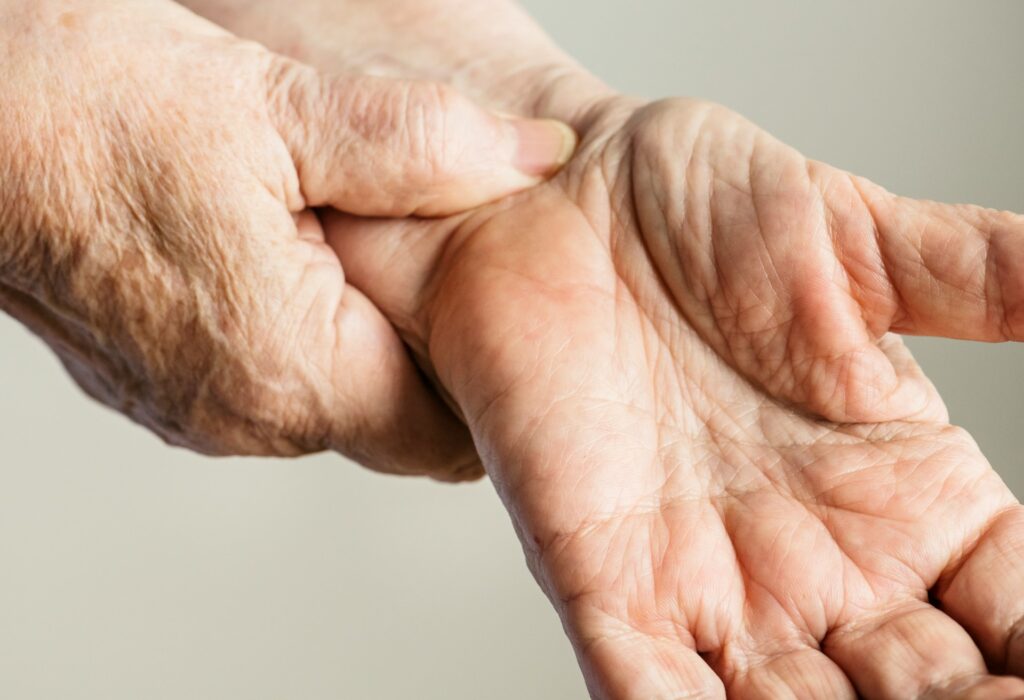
[326,96,1024,699]
[0,0,574,478]
[202,1,1024,696]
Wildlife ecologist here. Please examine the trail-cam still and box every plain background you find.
[1,1,1022,698]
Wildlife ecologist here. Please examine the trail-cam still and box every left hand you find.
[327,95,1024,699]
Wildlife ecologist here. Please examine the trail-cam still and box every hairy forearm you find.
[177,0,614,124]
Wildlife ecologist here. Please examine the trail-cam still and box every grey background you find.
[1,1,1022,698]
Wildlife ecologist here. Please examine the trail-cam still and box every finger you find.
[935,505,1024,675]
[823,598,1024,699]
[873,332,949,423]
[719,646,855,700]
[5,211,479,479]
[320,209,450,324]
[292,212,476,479]
[572,611,725,700]
[658,150,962,424]
[243,203,481,478]
[723,159,1023,424]
[327,281,483,481]
[828,166,1024,342]
[266,59,576,217]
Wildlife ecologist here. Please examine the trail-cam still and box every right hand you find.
[0,0,575,478]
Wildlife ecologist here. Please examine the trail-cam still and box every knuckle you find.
[264,56,328,147]
[199,306,334,456]
[188,351,329,457]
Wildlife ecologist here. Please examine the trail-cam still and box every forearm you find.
[177,0,615,124]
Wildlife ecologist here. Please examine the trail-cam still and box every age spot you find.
[58,11,78,30]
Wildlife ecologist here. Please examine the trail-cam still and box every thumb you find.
[265,59,577,217]
[843,172,1024,342]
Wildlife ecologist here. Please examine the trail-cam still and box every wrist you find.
[181,0,617,123]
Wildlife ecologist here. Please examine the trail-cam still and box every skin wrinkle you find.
[630,114,913,421]
[986,220,1024,341]
[91,102,263,445]
[825,597,929,649]
[264,57,323,204]
[629,106,774,421]
[921,210,991,304]
[620,145,708,440]
[726,649,854,698]
[825,602,1001,698]
[936,504,1024,610]
[741,517,813,625]
[765,222,845,413]
[821,509,929,599]
[19,0,1024,694]
[861,186,921,334]
[868,190,1011,339]
[919,673,1014,700]
[677,104,719,303]
[818,168,905,337]
[710,149,785,375]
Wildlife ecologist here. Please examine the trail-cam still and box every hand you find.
[190,0,1024,695]
[0,0,575,478]
[327,95,1024,699]
[176,0,614,118]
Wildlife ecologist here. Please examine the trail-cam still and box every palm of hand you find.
[328,98,1024,698]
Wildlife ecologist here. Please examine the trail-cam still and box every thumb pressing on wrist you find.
[265,60,577,217]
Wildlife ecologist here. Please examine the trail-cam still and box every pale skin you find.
[2,0,1023,696]
[184,1,1024,698]
[0,0,575,477]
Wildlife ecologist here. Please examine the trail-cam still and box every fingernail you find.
[506,117,578,178]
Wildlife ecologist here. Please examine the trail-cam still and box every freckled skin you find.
[192,0,1024,695]
[0,0,569,479]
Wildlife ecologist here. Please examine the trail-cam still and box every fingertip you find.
[504,115,578,179]
[404,113,578,217]
[427,458,487,484]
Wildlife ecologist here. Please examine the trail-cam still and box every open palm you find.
[325,96,1024,698]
